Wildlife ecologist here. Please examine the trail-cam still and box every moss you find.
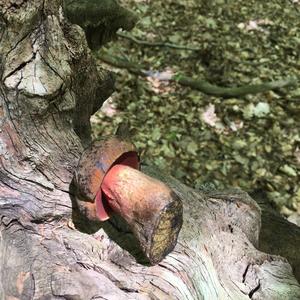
[63,0,138,49]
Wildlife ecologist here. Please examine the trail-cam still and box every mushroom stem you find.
[101,164,183,264]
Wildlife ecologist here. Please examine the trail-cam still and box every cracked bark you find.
[0,1,300,300]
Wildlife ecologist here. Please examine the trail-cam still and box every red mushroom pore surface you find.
[100,164,175,222]
[99,163,183,264]
[95,152,139,221]
[101,164,129,209]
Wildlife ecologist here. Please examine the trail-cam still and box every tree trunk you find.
[0,1,299,299]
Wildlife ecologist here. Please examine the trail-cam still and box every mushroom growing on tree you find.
[74,134,183,264]
[0,0,300,299]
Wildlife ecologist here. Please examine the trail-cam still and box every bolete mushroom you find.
[74,135,183,264]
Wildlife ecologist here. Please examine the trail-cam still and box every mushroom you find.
[74,135,183,264]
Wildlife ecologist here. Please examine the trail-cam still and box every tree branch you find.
[97,52,298,98]
[117,31,201,51]
[175,74,297,98]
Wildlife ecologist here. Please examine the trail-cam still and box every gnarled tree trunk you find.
[0,1,299,299]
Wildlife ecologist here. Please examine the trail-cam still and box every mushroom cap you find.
[74,135,139,221]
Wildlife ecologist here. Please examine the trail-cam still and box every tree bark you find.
[0,1,299,299]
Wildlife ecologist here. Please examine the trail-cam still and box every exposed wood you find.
[0,1,299,299]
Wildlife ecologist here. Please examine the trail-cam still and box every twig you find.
[117,31,201,51]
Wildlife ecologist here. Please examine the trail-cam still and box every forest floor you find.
[92,0,300,222]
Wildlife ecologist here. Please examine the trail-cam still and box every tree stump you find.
[0,1,299,299]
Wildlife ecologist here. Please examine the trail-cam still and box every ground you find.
[92,0,300,220]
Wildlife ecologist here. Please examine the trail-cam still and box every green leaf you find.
[233,154,249,165]
[253,102,270,118]
[187,141,198,155]
[205,18,217,29]
[151,127,161,141]
[242,103,255,119]
[232,139,247,150]
[161,144,176,158]
[280,165,297,177]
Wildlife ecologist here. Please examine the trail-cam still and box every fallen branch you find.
[96,52,298,98]
[117,31,201,51]
[174,75,298,98]
[97,53,146,76]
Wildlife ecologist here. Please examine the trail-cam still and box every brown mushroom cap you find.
[74,136,139,221]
